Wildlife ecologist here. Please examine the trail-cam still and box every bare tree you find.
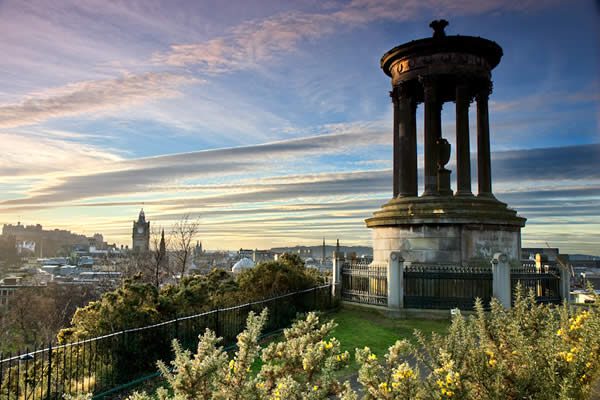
[0,285,98,352]
[171,214,200,280]
[120,227,172,287]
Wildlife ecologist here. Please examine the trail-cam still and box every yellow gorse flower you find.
[378,381,391,393]
[559,351,576,363]
[569,311,590,332]
[392,364,415,382]
[485,350,497,367]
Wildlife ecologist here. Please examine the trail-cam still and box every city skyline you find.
[0,1,599,254]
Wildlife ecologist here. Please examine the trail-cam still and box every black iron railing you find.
[0,284,334,400]
[341,260,387,306]
[404,263,493,309]
[511,263,561,304]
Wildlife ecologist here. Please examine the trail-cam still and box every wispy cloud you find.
[1,123,597,210]
[0,73,199,129]
[0,132,123,178]
[0,128,389,207]
[152,0,560,73]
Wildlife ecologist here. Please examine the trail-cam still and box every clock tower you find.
[132,208,150,252]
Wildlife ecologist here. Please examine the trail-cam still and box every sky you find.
[0,0,599,254]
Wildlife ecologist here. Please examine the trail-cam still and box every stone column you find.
[391,88,400,198]
[560,265,571,303]
[422,77,441,196]
[397,84,418,197]
[331,254,342,299]
[476,82,493,197]
[387,251,404,309]
[455,83,472,196]
[492,253,511,308]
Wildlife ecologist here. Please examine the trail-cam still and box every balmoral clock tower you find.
[132,209,150,252]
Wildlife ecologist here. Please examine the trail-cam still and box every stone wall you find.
[371,223,520,265]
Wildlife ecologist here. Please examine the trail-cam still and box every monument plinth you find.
[367,20,526,265]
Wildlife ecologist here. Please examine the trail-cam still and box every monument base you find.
[366,196,526,265]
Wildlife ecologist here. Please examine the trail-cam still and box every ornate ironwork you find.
[404,262,493,309]
[511,262,561,304]
[341,261,388,306]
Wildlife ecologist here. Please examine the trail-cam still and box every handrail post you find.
[215,309,220,338]
[332,252,343,300]
[492,253,511,308]
[387,252,404,310]
[46,342,52,400]
[559,265,571,304]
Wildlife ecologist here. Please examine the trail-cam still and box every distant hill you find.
[270,245,372,259]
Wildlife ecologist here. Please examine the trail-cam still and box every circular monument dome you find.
[232,257,255,273]
[380,19,502,103]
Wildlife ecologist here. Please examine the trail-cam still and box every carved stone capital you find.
[455,81,474,105]
[476,79,493,101]
[389,89,399,104]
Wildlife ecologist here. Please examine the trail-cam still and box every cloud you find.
[152,0,561,73]
[0,128,390,207]
[1,126,598,213]
[0,132,123,178]
[0,73,199,129]
[152,11,336,71]
[492,144,600,182]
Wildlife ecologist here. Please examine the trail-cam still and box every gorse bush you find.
[128,310,352,400]
[59,255,321,343]
[356,289,600,400]
[126,289,599,400]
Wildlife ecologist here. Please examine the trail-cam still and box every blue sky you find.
[0,0,598,254]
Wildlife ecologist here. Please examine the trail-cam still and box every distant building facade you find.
[2,222,88,257]
[132,209,150,252]
[238,248,274,264]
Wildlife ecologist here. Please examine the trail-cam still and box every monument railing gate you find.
[511,261,562,305]
[340,259,387,306]
[403,263,493,309]
[335,255,569,310]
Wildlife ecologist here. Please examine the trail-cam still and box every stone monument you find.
[367,20,526,265]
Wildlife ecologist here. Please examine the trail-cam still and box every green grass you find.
[115,307,450,398]
[327,307,450,373]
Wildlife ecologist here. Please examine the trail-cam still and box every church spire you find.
[159,228,167,267]
[322,237,326,264]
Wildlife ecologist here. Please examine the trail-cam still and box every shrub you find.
[128,310,351,400]
[236,254,322,300]
[127,289,599,400]
[354,289,600,400]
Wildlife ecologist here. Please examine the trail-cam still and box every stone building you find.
[2,222,88,257]
[367,20,526,266]
[132,209,150,253]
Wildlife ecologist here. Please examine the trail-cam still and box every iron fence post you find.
[7,352,12,400]
[215,309,220,338]
[46,343,52,400]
